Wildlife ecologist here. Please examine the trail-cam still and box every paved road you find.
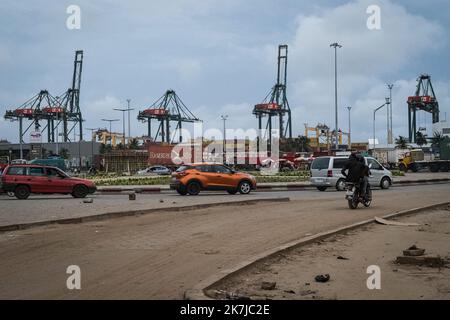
[0,183,449,299]
[2,180,450,227]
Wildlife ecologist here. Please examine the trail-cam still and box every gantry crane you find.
[407,74,439,143]
[253,45,292,145]
[4,50,84,143]
[137,90,201,143]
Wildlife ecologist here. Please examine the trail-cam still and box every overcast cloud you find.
[0,0,449,144]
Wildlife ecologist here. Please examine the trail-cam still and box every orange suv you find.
[170,163,257,195]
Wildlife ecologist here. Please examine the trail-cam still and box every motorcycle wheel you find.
[363,189,372,207]
[348,198,358,209]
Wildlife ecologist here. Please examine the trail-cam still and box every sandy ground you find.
[212,208,450,300]
[0,184,449,299]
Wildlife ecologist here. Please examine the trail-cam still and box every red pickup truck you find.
[0,164,96,199]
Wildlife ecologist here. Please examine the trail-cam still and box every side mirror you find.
[369,163,373,169]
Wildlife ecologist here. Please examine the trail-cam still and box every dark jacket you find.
[341,158,365,183]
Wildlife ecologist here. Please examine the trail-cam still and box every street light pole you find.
[347,106,352,150]
[387,84,394,144]
[127,99,131,144]
[114,106,134,145]
[221,115,228,164]
[330,42,342,150]
[373,98,390,150]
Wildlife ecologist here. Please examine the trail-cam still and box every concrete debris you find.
[83,198,93,203]
[299,289,317,296]
[396,256,446,268]
[128,193,136,201]
[261,281,276,290]
[403,245,425,256]
[315,274,330,283]
[284,290,295,294]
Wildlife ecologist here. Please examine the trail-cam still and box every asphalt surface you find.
[2,179,450,227]
[0,183,449,299]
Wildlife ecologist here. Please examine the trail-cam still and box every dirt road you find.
[0,184,449,299]
[213,208,450,300]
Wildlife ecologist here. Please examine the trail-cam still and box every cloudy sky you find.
[0,0,449,144]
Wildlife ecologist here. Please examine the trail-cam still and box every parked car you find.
[170,163,257,195]
[0,164,96,199]
[137,165,171,176]
[310,156,393,192]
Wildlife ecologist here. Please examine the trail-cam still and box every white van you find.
[310,156,393,191]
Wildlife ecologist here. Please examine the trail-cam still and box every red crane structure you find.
[137,90,201,143]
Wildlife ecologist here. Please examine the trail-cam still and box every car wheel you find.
[186,181,201,195]
[72,184,89,198]
[336,179,346,191]
[14,185,30,200]
[176,187,187,195]
[238,181,252,194]
[317,186,327,192]
[380,177,391,189]
[227,189,238,195]
[398,163,407,172]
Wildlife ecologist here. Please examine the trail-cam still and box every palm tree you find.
[395,136,408,149]
[431,132,445,147]
[128,138,140,150]
[415,131,428,146]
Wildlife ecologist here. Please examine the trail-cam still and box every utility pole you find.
[127,99,132,144]
[347,106,352,150]
[387,84,394,144]
[102,119,120,146]
[114,105,134,145]
[221,115,228,164]
[373,98,390,150]
[330,42,342,150]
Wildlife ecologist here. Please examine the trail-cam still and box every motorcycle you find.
[345,180,372,209]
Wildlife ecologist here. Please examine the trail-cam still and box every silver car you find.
[310,156,393,191]
[136,165,171,176]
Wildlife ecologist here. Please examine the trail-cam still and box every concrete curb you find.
[184,201,450,300]
[96,178,450,194]
[0,197,290,233]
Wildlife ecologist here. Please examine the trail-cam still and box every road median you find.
[96,177,450,194]
[0,197,290,232]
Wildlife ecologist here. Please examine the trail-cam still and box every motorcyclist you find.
[357,155,371,201]
[341,153,365,185]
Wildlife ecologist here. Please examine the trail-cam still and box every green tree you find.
[128,138,140,150]
[431,132,445,147]
[59,148,70,159]
[99,143,112,154]
[395,136,408,149]
[415,131,428,146]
